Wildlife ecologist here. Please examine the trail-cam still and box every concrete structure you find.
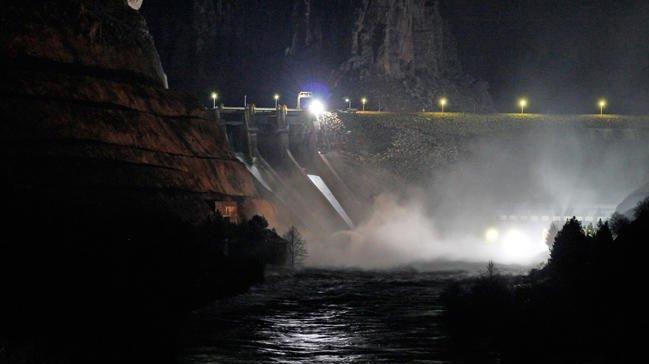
[213,104,363,236]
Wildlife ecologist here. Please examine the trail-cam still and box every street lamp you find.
[274,94,280,108]
[211,92,218,109]
[519,98,528,114]
[598,99,607,115]
[361,97,367,111]
[345,98,351,109]
[439,97,447,113]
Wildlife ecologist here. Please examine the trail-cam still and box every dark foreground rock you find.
[0,0,279,225]
[0,1,287,363]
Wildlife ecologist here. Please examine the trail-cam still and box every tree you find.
[282,226,307,267]
[633,197,649,220]
[547,217,588,277]
[609,212,630,238]
[545,223,560,248]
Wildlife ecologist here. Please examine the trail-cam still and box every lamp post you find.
[274,94,280,108]
[361,97,367,112]
[519,98,528,114]
[211,92,218,109]
[598,99,607,115]
[345,98,351,109]
[439,97,447,113]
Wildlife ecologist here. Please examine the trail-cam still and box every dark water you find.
[179,269,467,364]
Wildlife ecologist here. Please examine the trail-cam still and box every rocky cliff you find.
[142,0,493,112]
[0,0,278,225]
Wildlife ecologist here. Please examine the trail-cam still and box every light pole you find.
[345,98,351,109]
[598,99,607,115]
[274,94,280,108]
[519,98,528,114]
[361,97,367,112]
[211,92,218,109]
[439,97,447,113]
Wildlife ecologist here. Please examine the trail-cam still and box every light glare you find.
[485,228,499,243]
[500,229,547,263]
[309,99,326,116]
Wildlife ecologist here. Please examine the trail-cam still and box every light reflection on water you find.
[179,269,461,363]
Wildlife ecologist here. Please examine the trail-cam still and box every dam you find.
[212,103,361,236]
[218,107,649,242]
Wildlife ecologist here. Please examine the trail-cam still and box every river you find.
[178,268,470,364]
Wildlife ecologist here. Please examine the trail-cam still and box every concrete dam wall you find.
[216,106,364,238]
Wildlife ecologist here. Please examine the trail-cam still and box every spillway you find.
[307,174,355,229]
[236,155,272,192]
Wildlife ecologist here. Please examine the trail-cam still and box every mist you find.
[306,124,649,269]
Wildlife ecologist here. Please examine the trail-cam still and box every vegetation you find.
[283,226,308,267]
[441,197,649,363]
[0,188,288,363]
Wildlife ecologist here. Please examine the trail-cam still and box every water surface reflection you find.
[179,269,462,363]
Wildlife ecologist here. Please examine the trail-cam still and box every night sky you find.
[441,0,649,114]
[143,0,649,113]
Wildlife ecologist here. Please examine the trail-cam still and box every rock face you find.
[142,0,493,112]
[338,0,492,112]
[0,0,278,225]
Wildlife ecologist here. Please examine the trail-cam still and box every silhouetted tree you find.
[609,212,630,237]
[283,226,307,267]
[545,222,560,248]
[633,198,649,220]
[547,217,588,277]
[442,197,649,364]
[485,260,498,278]
[249,215,269,230]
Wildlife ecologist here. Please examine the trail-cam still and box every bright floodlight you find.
[309,99,325,116]
[485,227,499,243]
[361,97,367,111]
[500,229,548,264]
[519,98,528,114]
[439,97,448,112]
[598,99,607,115]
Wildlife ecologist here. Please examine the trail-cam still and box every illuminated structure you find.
[296,91,313,109]
[345,98,351,109]
[361,97,367,111]
[274,94,280,108]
